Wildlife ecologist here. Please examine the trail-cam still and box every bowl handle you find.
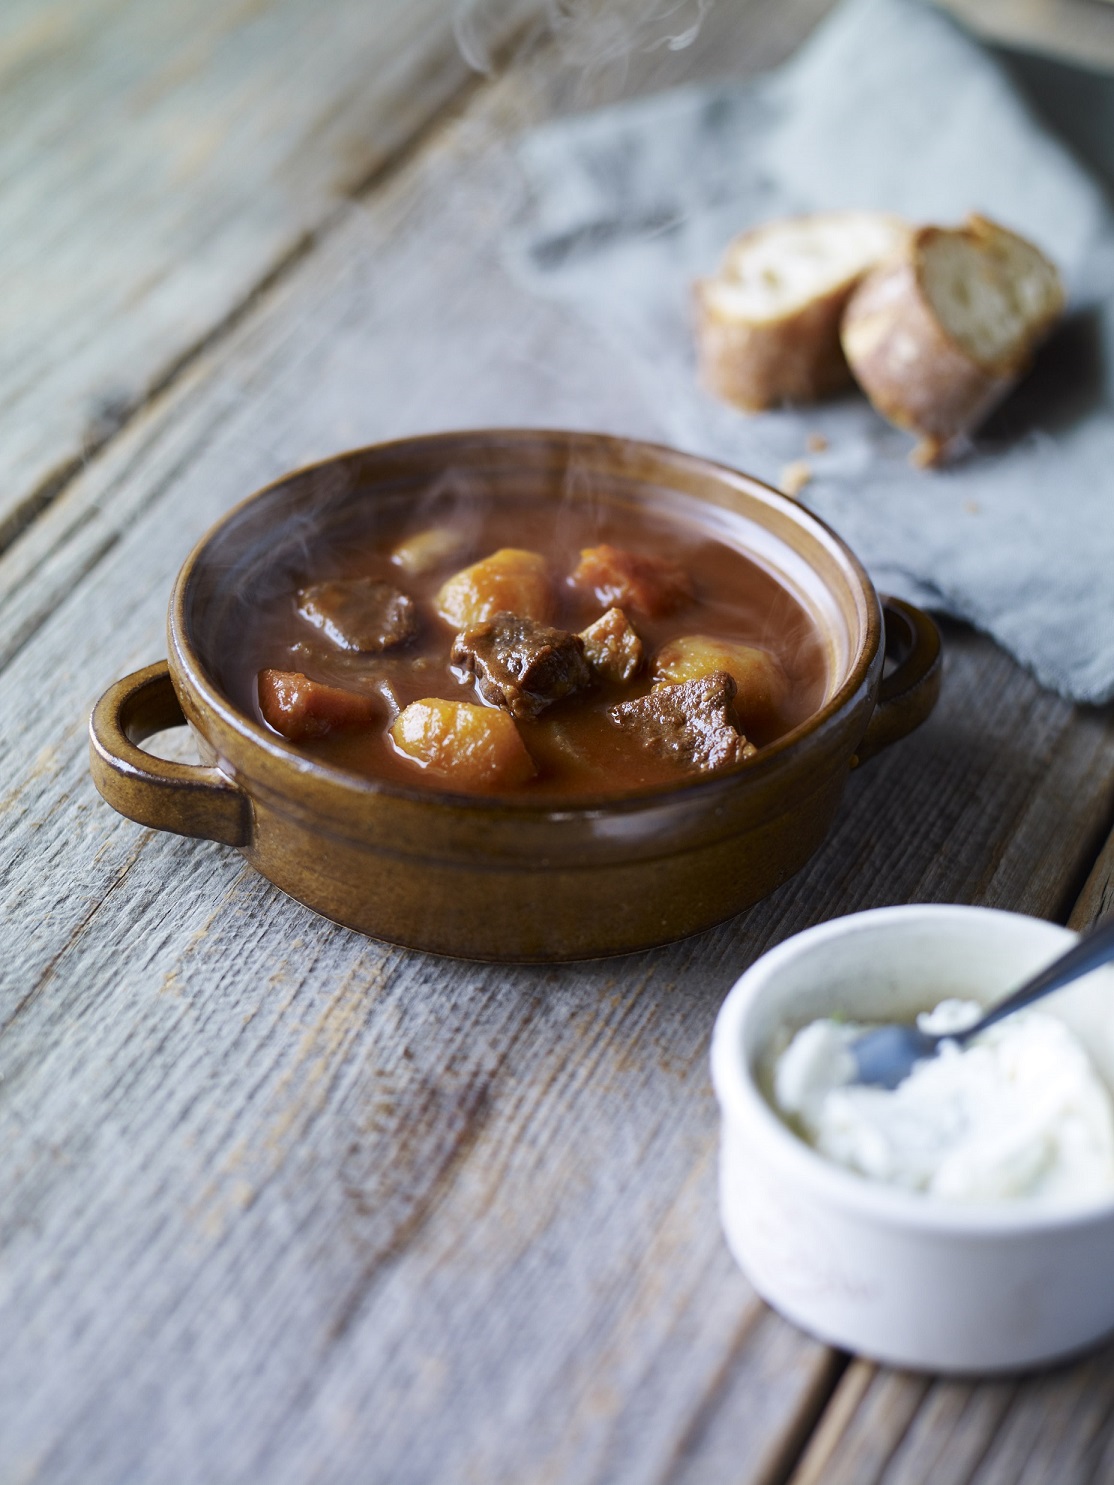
[853,597,942,766]
[89,661,252,847]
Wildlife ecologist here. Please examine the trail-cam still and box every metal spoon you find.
[849,916,1114,1090]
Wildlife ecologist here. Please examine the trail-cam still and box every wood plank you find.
[3,3,1114,1481]
[864,1375,1017,1485]
[0,0,526,552]
[936,0,1114,72]
[790,1365,930,1485]
[662,1327,845,1485]
[1068,824,1114,932]
[787,1344,1114,1485]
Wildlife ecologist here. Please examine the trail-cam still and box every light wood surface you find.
[4,2,1114,1481]
[0,0,532,551]
[937,0,1114,72]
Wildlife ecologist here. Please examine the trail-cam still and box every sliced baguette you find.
[841,215,1065,465]
[694,211,909,411]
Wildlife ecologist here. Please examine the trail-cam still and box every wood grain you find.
[0,0,532,553]
[3,1,1114,1481]
[787,1341,1114,1485]
[1069,824,1114,932]
[936,0,1114,73]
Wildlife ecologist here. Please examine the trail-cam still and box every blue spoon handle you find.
[958,916,1114,1042]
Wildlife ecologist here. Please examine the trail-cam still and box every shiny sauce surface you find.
[230,495,829,798]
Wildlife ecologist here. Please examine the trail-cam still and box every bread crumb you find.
[910,436,946,469]
[964,500,981,515]
[780,460,813,498]
[806,432,829,453]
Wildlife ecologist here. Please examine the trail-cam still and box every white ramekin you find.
[710,904,1114,1373]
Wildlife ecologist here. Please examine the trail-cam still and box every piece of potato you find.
[435,548,551,627]
[653,635,788,733]
[391,526,466,576]
[390,698,536,789]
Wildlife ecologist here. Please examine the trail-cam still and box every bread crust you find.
[694,276,858,411]
[841,220,1064,465]
[694,211,908,413]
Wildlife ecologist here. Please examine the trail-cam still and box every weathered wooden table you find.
[5,2,1114,1481]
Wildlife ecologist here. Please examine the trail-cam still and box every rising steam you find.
[454,0,716,77]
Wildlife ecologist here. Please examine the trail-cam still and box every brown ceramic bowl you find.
[89,430,941,961]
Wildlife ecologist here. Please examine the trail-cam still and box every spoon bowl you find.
[849,915,1114,1088]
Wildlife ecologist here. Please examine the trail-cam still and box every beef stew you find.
[232,493,828,798]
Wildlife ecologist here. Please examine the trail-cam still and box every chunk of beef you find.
[609,671,756,773]
[653,634,788,734]
[296,577,417,652]
[570,544,693,619]
[258,669,377,741]
[579,607,643,684]
[451,612,591,720]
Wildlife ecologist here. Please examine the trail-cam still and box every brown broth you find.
[230,495,828,798]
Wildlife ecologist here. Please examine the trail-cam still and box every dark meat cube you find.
[258,669,377,741]
[451,612,592,720]
[296,577,417,652]
[570,544,693,619]
[609,671,757,772]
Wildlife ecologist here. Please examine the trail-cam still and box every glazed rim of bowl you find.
[711,904,1114,1235]
[169,428,882,815]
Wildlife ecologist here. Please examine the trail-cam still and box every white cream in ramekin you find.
[711,906,1114,1373]
[772,999,1114,1204]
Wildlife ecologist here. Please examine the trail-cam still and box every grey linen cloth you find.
[506,0,1114,703]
